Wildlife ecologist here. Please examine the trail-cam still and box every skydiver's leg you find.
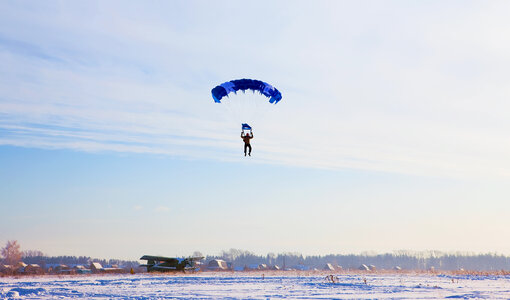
[248,144,252,156]
[244,144,248,156]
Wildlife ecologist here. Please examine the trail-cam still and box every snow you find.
[1,273,510,299]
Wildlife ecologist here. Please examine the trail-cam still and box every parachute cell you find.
[211,79,282,104]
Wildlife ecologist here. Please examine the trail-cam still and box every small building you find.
[24,264,43,275]
[16,262,28,274]
[207,259,229,271]
[90,262,103,273]
[368,265,376,271]
[74,265,92,274]
[359,264,369,271]
[271,265,280,270]
[44,264,56,273]
[54,264,72,274]
[0,265,14,275]
[102,264,125,274]
[323,263,335,271]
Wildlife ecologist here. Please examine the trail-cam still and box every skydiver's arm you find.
[241,132,245,138]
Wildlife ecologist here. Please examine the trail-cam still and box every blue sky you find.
[1,1,510,259]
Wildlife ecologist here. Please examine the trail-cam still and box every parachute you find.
[212,78,282,133]
[211,79,282,104]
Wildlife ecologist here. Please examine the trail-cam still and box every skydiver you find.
[241,130,253,156]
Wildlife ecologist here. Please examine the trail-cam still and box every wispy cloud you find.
[1,1,509,179]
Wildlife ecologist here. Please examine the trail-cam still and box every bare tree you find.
[1,240,22,265]
[23,249,45,258]
[192,251,204,258]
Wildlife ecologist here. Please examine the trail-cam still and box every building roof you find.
[91,262,103,270]
[324,263,335,271]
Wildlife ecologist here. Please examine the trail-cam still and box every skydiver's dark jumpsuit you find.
[241,132,253,156]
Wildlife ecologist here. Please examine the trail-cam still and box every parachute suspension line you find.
[244,90,255,127]
[222,96,241,127]
[251,91,276,126]
[218,91,277,128]
[221,96,235,123]
[211,78,282,131]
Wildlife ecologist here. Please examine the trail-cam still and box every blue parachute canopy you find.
[242,123,252,130]
[211,79,282,104]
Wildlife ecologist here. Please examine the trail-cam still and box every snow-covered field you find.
[1,273,510,299]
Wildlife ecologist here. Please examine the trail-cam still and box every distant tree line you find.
[1,240,138,268]
[3,241,510,271]
[21,253,138,268]
[204,249,510,271]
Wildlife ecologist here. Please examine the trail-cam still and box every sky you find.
[1,1,510,260]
